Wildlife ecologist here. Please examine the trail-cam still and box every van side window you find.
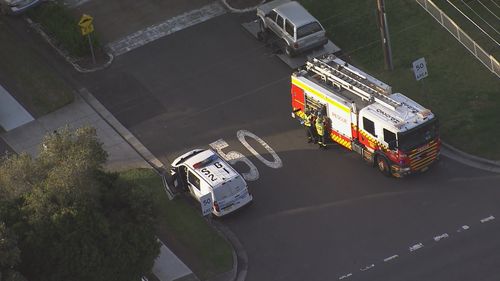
[383,128,396,144]
[268,10,277,21]
[285,19,294,37]
[276,14,285,28]
[187,171,201,190]
[363,117,376,136]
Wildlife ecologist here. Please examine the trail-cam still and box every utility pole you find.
[376,0,394,71]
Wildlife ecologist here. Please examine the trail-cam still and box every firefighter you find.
[315,112,327,149]
[294,108,316,143]
[304,109,318,143]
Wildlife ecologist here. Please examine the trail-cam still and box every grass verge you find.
[119,169,233,281]
[27,1,99,57]
[0,19,73,116]
[300,0,500,159]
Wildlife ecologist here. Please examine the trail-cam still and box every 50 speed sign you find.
[412,57,428,81]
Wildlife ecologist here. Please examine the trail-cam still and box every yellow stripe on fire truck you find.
[352,124,388,150]
[291,77,350,114]
[330,132,352,150]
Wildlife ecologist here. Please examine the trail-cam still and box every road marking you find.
[480,215,495,223]
[383,254,399,262]
[338,273,352,280]
[338,215,496,279]
[107,2,227,56]
[64,0,92,8]
[209,139,259,181]
[360,264,375,271]
[409,243,424,252]
[237,130,283,169]
[433,233,449,242]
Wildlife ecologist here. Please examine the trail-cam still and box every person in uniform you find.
[304,109,318,143]
[315,112,328,149]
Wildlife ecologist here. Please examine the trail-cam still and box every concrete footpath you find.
[0,83,34,131]
[0,88,197,281]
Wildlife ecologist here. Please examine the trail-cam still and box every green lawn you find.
[0,20,74,117]
[119,169,233,281]
[27,1,100,57]
[300,0,500,159]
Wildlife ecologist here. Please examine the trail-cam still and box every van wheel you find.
[285,44,296,57]
[257,19,268,41]
[257,30,267,42]
[376,156,391,177]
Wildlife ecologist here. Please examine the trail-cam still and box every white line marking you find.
[433,233,449,242]
[209,139,259,181]
[65,0,92,8]
[383,255,399,262]
[480,215,495,223]
[107,2,227,56]
[409,243,424,252]
[457,225,470,232]
[338,273,352,280]
[360,264,375,271]
[237,130,283,169]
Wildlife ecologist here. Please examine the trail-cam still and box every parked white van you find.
[170,149,253,217]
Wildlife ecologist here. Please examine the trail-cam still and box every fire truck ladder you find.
[306,56,402,111]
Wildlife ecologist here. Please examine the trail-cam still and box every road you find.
[79,12,500,281]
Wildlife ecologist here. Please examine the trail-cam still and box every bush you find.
[28,2,99,57]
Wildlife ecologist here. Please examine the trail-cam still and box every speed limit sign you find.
[200,193,213,217]
[412,57,428,81]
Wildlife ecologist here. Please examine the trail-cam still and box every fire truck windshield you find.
[397,118,439,151]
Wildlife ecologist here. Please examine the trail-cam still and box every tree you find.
[0,126,159,281]
[0,222,26,281]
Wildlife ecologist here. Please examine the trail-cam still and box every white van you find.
[170,149,253,217]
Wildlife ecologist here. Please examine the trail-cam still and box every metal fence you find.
[416,0,500,78]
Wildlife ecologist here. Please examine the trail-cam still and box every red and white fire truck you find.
[291,55,440,177]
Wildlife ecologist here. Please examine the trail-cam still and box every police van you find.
[170,149,253,217]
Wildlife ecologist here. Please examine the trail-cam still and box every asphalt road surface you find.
[81,12,500,281]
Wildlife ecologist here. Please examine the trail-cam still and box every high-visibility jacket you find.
[304,114,312,127]
[315,118,324,136]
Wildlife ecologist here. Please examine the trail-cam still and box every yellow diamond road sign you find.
[78,14,94,36]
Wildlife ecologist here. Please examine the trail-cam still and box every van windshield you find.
[213,177,245,200]
[297,22,322,39]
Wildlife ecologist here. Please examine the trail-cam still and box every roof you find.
[363,93,435,132]
[274,1,319,28]
[182,150,240,187]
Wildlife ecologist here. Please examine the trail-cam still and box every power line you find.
[461,0,500,36]
[489,0,500,9]
[447,0,500,46]
[477,0,500,21]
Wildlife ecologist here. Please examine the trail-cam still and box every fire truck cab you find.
[291,55,440,177]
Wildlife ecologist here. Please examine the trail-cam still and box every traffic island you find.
[26,1,113,72]
[222,0,265,12]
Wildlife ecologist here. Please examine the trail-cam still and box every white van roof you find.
[183,150,240,187]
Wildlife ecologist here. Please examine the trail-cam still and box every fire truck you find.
[291,55,440,177]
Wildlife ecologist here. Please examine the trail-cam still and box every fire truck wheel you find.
[376,156,391,177]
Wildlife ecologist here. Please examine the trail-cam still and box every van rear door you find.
[212,177,249,211]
